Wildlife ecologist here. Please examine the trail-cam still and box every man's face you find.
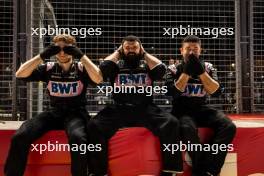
[98,58,104,64]
[55,41,73,63]
[180,42,202,62]
[122,41,141,56]
[169,59,175,65]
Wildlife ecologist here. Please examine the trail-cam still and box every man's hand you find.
[103,45,122,63]
[116,45,123,60]
[63,45,84,60]
[140,44,146,58]
[40,44,61,62]
[117,45,123,54]
[183,54,205,76]
[190,55,205,76]
[183,58,195,76]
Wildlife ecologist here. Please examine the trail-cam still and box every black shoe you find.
[161,172,173,176]
[192,171,206,176]
[206,172,219,176]
[161,170,183,176]
[88,173,107,176]
[192,171,218,176]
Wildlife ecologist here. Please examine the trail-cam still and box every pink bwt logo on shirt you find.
[47,80,84,97]
[181,83,207,97]
[115,73,152,86]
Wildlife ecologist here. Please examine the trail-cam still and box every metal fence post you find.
[11,0,18,120]
[235,0,243,113]
[26,0,33,119]
[249,0,254,113]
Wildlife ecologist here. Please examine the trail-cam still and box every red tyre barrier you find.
[1,115,264,176]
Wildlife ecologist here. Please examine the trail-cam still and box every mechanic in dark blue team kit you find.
[4,34,102,176]
[88,35,183,176]
[165,35,236,176]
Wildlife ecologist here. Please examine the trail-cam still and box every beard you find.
[123,52,142,69]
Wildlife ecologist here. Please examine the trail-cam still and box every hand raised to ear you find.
[140,44,146,58]
[117,45,123,54]
[116,45,123,60]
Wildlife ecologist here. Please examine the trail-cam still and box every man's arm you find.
[165,65,190,98]
[144,52,162,70]
[63,45,104,84]
[80,55,103,84]
[104,46,121,64]
[104,51,120,64]
[16,55,43,78]
[171,60,195,93]
[188,57,221,95]
[97,47,121,81]
[16,44,60,78]
[141,45,162,70]
[174,73,190,92]
[199,70,220,95]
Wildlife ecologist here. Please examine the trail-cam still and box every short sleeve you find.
[148,63,166,81]
[99,60,119,81]
[164,64,185,98]
[76,62,96,86]
[205,62,224,97]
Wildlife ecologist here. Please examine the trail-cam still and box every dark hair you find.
[122,35,142,45]
[182,35,201,46]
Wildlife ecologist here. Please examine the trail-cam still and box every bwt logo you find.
[48,81,83,97]
[115,73,152,86]
[182,83,206,97]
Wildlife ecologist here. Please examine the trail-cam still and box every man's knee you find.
[179,117,196,133]
[87,119,100,131]
[214,115,236,143]
[179,122,196,134]
[11,130,32,147]
[68,128,88,145]
[223,120,236,138]
[168,116,180,127]
[87,119,105,135]
[160,113,179,130]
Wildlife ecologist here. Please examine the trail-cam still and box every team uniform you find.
[5,62,93,176]
[165,61,236,176]
[88,60,183,175]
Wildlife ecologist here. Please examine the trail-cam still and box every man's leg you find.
[4,111,59,176]
[177,115,204,176]
[87,105,120,175]
[195,107,236,175]
[64,108,90,176]
[145,104,183,175]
